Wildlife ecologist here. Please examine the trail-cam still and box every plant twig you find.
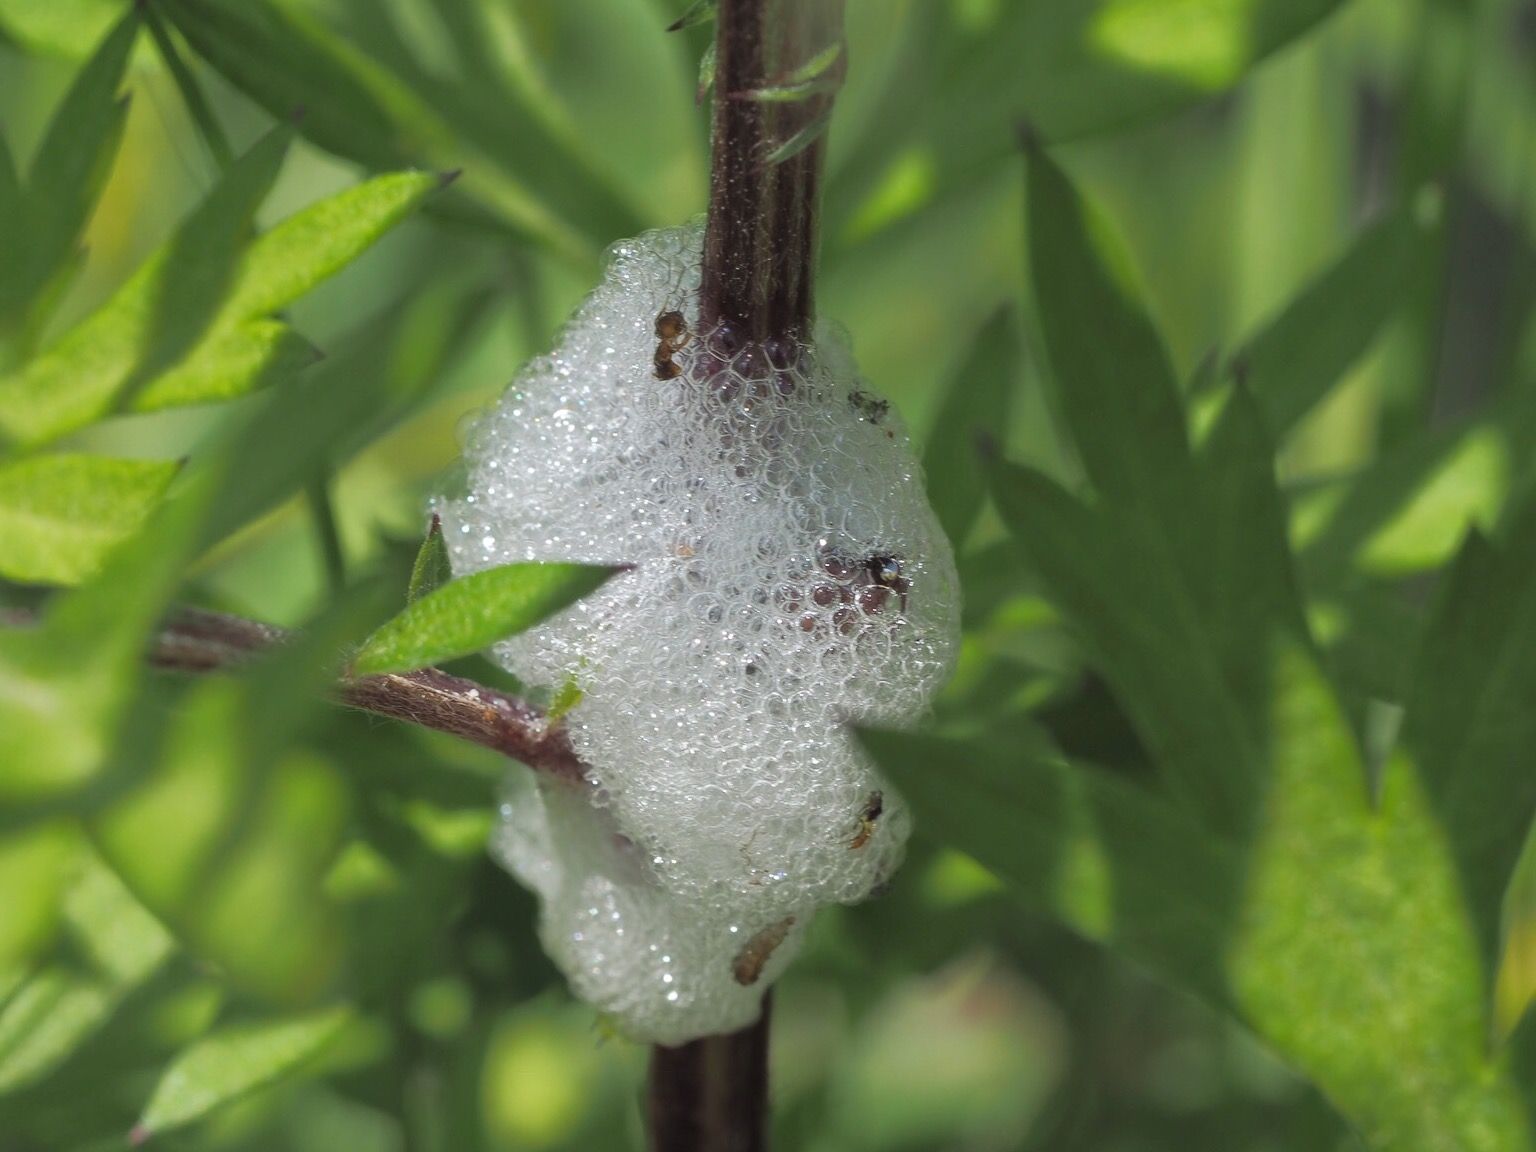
[648,994,772,1152]
[149,606,586,780]
[698,0,845,343]
[0,603,591,782]
[652,0,845,1146]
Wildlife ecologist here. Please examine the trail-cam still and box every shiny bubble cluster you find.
[437,224,959,1045]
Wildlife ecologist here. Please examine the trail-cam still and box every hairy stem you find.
[699,0,845,342]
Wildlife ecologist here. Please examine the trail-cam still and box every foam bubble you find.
[438,224,958,1042]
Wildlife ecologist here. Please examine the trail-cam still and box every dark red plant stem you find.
[698,0,842,344]
[648,994,773,1152]
[146,606,585,781]
[653,0,844,1147]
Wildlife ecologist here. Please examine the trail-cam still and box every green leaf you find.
[121,124,296,392]
[666,0,716,32]
[1230,204,1433,438]
[0,821,74,969]
[1226,640,1527,1151]
[352,563,624,677]
[922,309,1016,550]
[861,725,1237,1006]
[0,454,181,586]
[407,514,451,604]
[0,161,436,447]
[91,687,352,1004]
[156,0,628,262]
[129,320,323,413]
[1021,139,1190,515]
[0,126,295,445]
[2,8,137,329]
[0,847,174,1095]
[1396,504,1536,980]
[219,169,440,322]
[0,0,122,57]
[1008,148,1309,834]
[1295,396,1533,588]
[133,1004,352,1141]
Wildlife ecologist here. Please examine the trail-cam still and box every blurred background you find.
[1,0,1534,1148]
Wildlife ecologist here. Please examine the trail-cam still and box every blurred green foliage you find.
[0,0,1534,1149]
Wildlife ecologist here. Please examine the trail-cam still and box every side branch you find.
[157,608,586,780]
[0,605,585,782]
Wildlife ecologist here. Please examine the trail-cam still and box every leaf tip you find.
[289,104,308,126]
[129,1123,151,1146]
[439,168,464,189]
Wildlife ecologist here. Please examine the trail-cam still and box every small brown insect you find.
[731,916,796,986]
[850,790,884,849]
[653,310,692,380]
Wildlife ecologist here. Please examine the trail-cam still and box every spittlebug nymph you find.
[850,789,884,849]
[653,309,691,380]
[732,916,796,986]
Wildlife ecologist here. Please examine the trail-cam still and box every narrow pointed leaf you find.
[352,563,624,677]
[5,8,137,324]
[1021,140,1189,513]
[133,1005,353,1141]
[219,170,440,321]
[0,848,174,1095]
[1397,502,1536,980]
[667,0,716,32]
[861,725,1236,1007]
[0,162,435,447]
[0,454,181,586]
[922,309,1016,549]
[129,320,323,413]
[0,126,295,445]
[407,514,451,604]
[1232,205,1433,437]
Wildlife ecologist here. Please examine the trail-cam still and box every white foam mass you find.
[437,223,959,1044]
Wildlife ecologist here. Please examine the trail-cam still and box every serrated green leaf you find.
[1231,205,1432,438]
[134,1004,352,1140]
[877,641,1535,1150]
[129,319,322,413]
[1396,504,1536,981]
[353,563,623,677]
[0,158,439,447]
[861,726,1236,1006]
[122,125,295,393]
[0,454,180,586]
[922,309,1015,550]
[0,847,173,1095]
[407,514,451,604]
[0,126,295,445]
[219,169,439,322]
[0,8,135,331]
